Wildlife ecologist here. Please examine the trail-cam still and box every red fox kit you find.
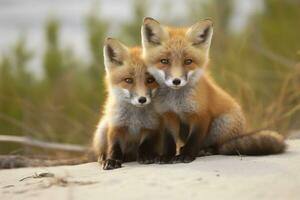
[93,38,161,170]
[141,17,286,162]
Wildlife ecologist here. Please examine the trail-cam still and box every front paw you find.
[156,155,174,164]
[102,159,122,170]
[173,154,195,163]
[137,153,156,164]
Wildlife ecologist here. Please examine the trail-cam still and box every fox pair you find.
[93,17,286,170]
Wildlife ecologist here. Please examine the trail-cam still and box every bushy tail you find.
[218,130,286,155]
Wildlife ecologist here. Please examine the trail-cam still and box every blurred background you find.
[0,0,299,155]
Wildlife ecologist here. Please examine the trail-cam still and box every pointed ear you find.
[141,17,168,48]
[103,38,129,72]
[186,19,213,50]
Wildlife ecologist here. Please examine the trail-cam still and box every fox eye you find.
[146,77,155,84]
[184,59,193,65]
[160,59,169,65]
[124,78,133,84]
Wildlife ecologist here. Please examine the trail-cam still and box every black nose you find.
[172,78,181,85]
[138,97,147,104]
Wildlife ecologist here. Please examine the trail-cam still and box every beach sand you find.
[1,139,300,200]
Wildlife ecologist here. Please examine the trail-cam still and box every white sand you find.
[1,139,300,200]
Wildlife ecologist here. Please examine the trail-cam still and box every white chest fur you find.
[154,84,198,117]
[110,103,159,135]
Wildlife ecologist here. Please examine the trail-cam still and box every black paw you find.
[102,159,122,170]
[137,154,156,164]
[156,155,174,164]
[173,154,195,163]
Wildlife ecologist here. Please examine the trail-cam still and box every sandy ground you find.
[1,139,300,200]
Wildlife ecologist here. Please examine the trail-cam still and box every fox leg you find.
[138,130,160,164]
[93,118,108,163]
[175,116,210,163]
[158,129,176,164]
[174,125,202,163]
[158,112,179,163]
[178,121,189,144]
[179,121,215,157]
[103,127,124,170]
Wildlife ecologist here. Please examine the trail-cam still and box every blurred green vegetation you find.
[0,0,299,154]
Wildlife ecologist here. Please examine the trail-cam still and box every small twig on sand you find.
[19,172,55,181]
[43,177,97,188]
[19,172,98,188]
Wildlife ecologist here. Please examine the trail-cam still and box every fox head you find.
[103,38,159,107]
[141,17,213,89]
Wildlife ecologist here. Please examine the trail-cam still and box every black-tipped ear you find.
[103,38,128,71]
[105,43,122,65]
[186,19,213,47]
[141,17,167,48]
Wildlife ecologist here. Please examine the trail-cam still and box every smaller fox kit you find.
[93,38,161,170]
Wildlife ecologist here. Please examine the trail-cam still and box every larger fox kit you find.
[141,17,286,162]
[93,38,161,170]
